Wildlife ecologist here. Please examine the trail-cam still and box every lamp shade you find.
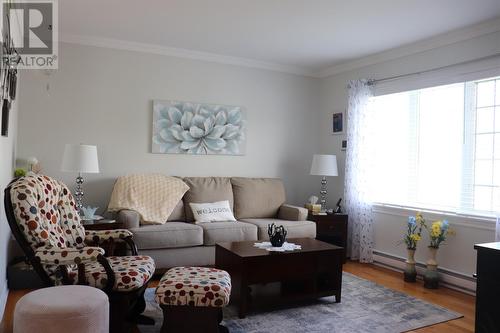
[310,154,338,176]
[61,144,99,173]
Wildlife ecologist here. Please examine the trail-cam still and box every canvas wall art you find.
[152,100,246,155]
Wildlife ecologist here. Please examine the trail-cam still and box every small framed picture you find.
[341,140,347,151]
[332,111,344,134]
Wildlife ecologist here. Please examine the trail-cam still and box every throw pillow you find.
[189,201,237,223]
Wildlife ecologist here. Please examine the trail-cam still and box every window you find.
[473,79,500,212]
[369,76,500,216]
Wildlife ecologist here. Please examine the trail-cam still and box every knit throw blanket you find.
[108,174,189,225]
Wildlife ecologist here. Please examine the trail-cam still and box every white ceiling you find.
[60,0,500,75]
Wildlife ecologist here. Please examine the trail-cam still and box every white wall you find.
[18,42,321,212]
[0,78,18,318]
[318,27,500,281]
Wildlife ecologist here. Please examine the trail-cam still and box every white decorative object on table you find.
[254,242,302,252]
[305,195,322,214]
[26,156,42,175]
[27,156,38,170]
[308,195,319,205]
[80,206,99,220]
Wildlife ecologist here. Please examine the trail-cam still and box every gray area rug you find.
[139,272,462,333]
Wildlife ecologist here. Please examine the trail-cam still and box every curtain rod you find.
[368,52,500,85]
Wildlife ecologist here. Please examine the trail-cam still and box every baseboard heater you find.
[372,250,476,296]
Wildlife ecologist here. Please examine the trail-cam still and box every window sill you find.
[372,203,496,231]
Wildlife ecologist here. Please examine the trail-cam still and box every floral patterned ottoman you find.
[155,266,231,333]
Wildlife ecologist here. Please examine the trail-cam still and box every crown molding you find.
[59,33,317,77]
[316,16,500,78]
[60,16,500,80]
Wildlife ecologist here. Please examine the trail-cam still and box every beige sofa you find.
[114,177,316,270]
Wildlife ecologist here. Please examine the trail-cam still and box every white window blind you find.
[369,75,500,216]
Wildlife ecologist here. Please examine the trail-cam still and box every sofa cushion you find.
[183,177,234,222]
[131,222,203,250]
[199,222,258,245]
[231,178,286,219]
[240,218,316,240]
[167,200,185,221]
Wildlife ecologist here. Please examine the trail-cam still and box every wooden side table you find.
[82,219,125,256]
[308,213,348,263]
[81,219,123,231]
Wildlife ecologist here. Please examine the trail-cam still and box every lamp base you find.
[320,176,328,211]
[75,173,84,212]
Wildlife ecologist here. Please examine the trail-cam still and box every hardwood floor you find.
[0,289,30,333]
[343,262,475,333]
[0,261,475,333]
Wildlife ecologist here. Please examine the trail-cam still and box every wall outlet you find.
[341,140,347,151]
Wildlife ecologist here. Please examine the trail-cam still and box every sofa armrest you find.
[116,209,141,229]
[278,204,308,221]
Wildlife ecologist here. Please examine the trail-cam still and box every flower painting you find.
[152,100,246,155]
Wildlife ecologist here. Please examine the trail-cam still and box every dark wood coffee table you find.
[215,238,343,318]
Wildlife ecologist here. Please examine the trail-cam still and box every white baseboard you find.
[372,250,477,296]
[0,281,8,322]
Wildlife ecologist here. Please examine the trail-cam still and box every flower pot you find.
[424,247,439,289]
[404,248,417,282]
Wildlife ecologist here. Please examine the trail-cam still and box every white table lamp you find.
[310,154,338,211]
[61,144,99,210]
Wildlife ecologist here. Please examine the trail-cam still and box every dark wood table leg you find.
[215,245,250,318]
[334,255,343,303]
[335,288,342,303]
[238,275,248,318]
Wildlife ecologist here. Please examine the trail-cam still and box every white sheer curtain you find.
[345,79,375,263]
[496,216,500,241]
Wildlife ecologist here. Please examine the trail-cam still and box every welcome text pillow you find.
[189,201,237,223]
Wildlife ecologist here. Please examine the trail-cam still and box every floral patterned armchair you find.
[4,175,155,332]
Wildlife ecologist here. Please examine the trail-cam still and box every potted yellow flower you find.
[423,219,453,289]
[401,212,425,282]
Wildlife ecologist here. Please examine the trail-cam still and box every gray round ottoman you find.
[14,285,109,333]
